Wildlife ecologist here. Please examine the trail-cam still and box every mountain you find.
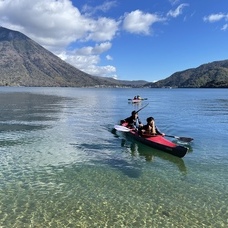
[1,26,227,88]
[0,26,134,87]
[145,60,228,88]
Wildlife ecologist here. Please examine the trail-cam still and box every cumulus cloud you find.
[0,0,87,47]
[57,42,115,77]
[84,17,120,42]
[167,3,189,18]
[0,0,188,78]
[123,10,165,35]
[59,51,106,76]
[0,0,119,78]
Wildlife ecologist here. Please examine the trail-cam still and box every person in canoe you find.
[140,117,165,136]
[120,110,143,130]
[137,95,142,100]
[133,95,142,100]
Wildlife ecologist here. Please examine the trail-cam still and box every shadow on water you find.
[102,157,142,178]
[73,142,142,178]
[74,143,141,178]
[112,128,187,174]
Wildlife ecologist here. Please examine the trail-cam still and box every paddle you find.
[114,125,131,132]
[136,103,149,113]
[128,98,148,100]
[165,135,193,143]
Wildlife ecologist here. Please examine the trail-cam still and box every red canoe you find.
[119,127,188,158]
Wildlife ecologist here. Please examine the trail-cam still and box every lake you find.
[0,87,227,227]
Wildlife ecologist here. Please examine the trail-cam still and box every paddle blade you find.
[166,135,194,143]
[178,137,194,143]
[114,125,131,132]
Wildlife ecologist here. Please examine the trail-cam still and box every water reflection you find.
[0,92,64,122]
[121,139,187,174]
[0,92,66,148]
[112,128,187,174]
[75,142,142,178]
[102,158,142,178]
[0,123,49,132]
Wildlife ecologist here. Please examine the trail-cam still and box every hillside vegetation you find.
[146,60,228,88]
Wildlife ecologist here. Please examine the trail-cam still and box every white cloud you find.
[0,0,188,79]
[84,17,120,42]
[169,0,180,5]
[123,10,165,35]
[0,0,119,78]
[221,23,228,31]
[106,55,113,60]
[203,13,228,23]
[203,13,228,31]
[74,42,112,55]
[57,42,116,77]
[82,1,117,16]
[91,65,116,77]
[0,0,87,47]
[167,3,189,18]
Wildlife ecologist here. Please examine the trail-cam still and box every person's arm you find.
[137,117,142,125]
[120,116,130,124]
[140,125,154,137]
[155,126,165,136]
[137,117,143,128]
[121,116,135,128]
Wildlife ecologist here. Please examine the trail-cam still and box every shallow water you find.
[0,87,227,227]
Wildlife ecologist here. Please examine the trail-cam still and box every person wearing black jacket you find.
[121,110,143,130]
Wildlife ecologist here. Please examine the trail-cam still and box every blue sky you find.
[0,0,228,82]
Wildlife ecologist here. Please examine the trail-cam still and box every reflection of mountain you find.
[0,93,63,122]
[0,123,48,132]
[121,139,187,174]
[0,92,64,146]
